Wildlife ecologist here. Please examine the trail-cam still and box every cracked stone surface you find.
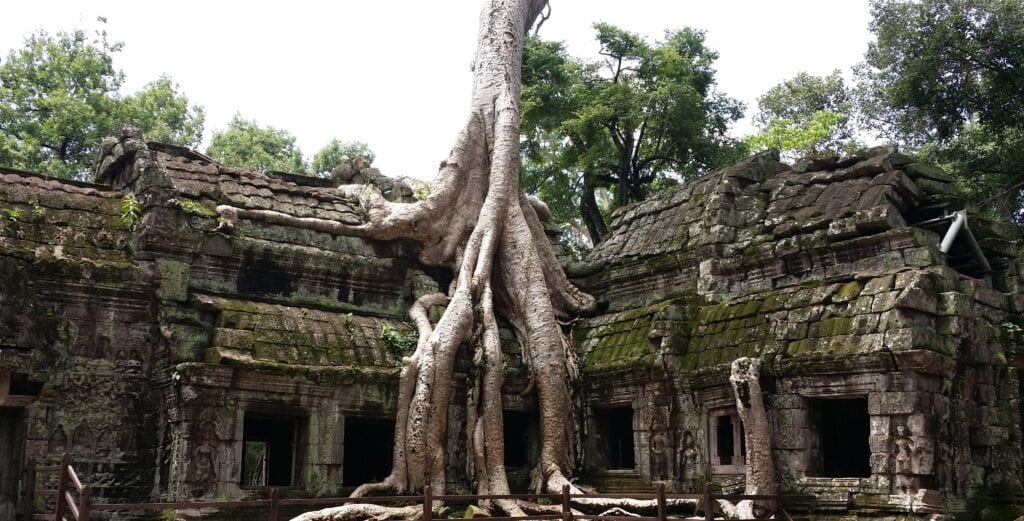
[1,140,1022,519]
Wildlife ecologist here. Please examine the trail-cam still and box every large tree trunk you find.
[215,2,708,519]
[579,178,607,244]
[216,1,609,518]
[721,358,777,520]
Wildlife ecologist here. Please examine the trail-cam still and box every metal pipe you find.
[939,211,966,253]
[937,210,994,287]
[911,214,955,228]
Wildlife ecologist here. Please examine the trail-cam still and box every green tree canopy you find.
[858,0,1024,144]
[206,115,307,174]
[311,139,375,177]
[857,0,1024,226]
[0,28,122,178]
[117,76,205,148]
[0,26,204,178]
[521,24,745,245]
[749,71,855,158]
[745,110,846,159]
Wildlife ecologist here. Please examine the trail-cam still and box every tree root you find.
[217,2,650,520]
[290,505,421,521]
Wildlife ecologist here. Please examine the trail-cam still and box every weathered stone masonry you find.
[1,131,1022,518]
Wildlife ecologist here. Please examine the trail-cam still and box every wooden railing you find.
[32,454,816,521]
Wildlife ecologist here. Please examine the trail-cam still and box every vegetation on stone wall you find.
[119,195,141,229]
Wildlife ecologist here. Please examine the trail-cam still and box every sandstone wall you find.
[570,150,1024,515]
[2,137,1022,519]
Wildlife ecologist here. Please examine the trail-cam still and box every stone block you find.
[869,433,891,453]
[869,391,933,415]
[870,415,891,437]
[156,259,190,302]
[870,452,892,473]
[904,162,952,182]
[895,287,937,314]
[936,316,962,335]
[884,328,952,355]
[973,383,997,405]
[774,427,809,450]
[904,247,938,268]
[872,291,901,313]
[863,275,895,295]
[911,489,948,514]
[878,309,934,330]
[913,452,935,475]
[851,313,880,335]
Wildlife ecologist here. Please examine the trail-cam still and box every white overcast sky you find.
[1,1,872,180]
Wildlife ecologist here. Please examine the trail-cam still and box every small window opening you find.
[710,410,745,473]
[811,398,871,478]
[9,373,42,396]
[717,414,735,465]
[503,411,532,469]
[594,407,635,470]
[343,418,394,486]
[242,415,297,487]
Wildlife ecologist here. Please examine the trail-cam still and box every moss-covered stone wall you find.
[570,149,1024,517]
[2,135,1022,520]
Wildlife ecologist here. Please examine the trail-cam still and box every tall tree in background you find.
[206,114,307,174]
[747,71,856,159]
[858,0,1024,224]
[0,26,204,178]
[0,28,122,178]
[521,24,745,245]
[118,76,205,148]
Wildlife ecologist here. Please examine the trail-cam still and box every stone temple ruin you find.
[1,128,1022,519]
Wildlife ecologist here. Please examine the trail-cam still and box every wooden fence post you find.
[422,485,432,521]
[656,483,666,521]
[703,482,713,521]
[561,484,571,521]
[54,454,70,521]
[269,488,279,521]
[79,485,92,521]
[21,457,36,521]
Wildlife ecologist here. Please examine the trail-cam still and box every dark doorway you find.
[594,407,635,470]
[710,410,745,472]
[503,411,533,469]
[343,418,394,486]
[814,398,871,477]
[241,415,297,487]
[716,414,735,465]
[0,408,27,521]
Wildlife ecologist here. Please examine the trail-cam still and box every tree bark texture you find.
[723,357,777,519]
[214,1,621,518]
